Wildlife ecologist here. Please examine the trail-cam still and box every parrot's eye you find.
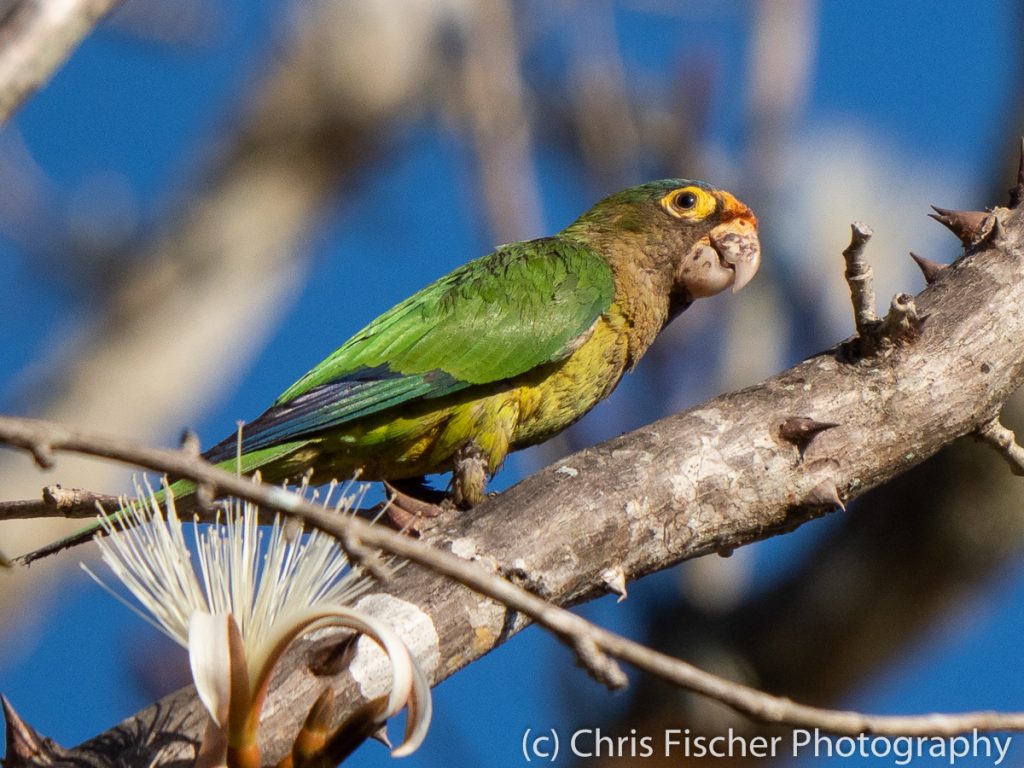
[661,186,717,220]
[674,191,697,209]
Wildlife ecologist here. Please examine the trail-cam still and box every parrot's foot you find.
[452,442,489,509]
[383,479,445,534]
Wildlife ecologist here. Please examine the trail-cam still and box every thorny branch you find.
[5,414,1024,753]
[5,164,1024,763]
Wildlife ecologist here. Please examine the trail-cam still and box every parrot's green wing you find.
[203,238,614,462]
[21,238,614,565]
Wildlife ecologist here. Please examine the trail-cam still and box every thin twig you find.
[842,221,878,339]
[976,417,1024,477]
[4,414,1024,736]
[0,0,125,125]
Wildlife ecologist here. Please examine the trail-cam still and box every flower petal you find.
[255,605,432,754]
[189,612,234,728]
[295,607,414,721]
[391,649,433,757]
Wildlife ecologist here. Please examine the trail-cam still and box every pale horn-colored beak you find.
[709,220,761,293]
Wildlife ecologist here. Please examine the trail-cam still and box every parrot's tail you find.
[17,482,183,566]
[16,439,313,566]
[17,521,108,565]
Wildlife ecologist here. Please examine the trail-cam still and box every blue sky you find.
[1,2,1022,766]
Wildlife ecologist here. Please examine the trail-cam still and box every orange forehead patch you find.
[717,191,758,227]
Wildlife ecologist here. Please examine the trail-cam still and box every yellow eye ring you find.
[661,186,717,220]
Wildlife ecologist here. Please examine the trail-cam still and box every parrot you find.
[23,179,759,562]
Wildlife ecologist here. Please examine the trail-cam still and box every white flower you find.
[84,478,431,765]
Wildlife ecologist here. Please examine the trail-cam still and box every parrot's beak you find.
[674,197,760,299]
[709,193,761,293]
[709,219,761,293]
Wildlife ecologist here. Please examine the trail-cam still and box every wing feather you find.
[203,238,614,463]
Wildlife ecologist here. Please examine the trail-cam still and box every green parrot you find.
[25,179,759,561]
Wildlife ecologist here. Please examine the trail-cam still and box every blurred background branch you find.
[0,0,471,663]
[0,0,125,124]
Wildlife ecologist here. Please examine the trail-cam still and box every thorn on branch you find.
[992,214,1006,244]
[371,725,392,749]
[883,293,924,344]
[975,417,1024,477]
[909,252,947,285]
[600,566,628,602]
[929,206,995,248]
[179,428,202,456]
[2,695,63,766]
[779,417,838,459]
[842,222,878,340]
[29,441,55,470]
[573,635,628,691]
[338,531,393,582]
[803,481,846,512]
[308,633,358,677]
[1009,136,1024,209]
[195,481,216,512]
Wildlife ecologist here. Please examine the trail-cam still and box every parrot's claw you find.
[452,442,489,509]
[383,481,445,535]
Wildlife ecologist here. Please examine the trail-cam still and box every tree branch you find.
[0,0,125,125]
[0,486,120,521]
[842,221,879,340]
[5,194,1024,762]
[976,416,1024,476]
[6,412,1024,767]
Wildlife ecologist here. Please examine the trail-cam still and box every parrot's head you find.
[569,179,761,304]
